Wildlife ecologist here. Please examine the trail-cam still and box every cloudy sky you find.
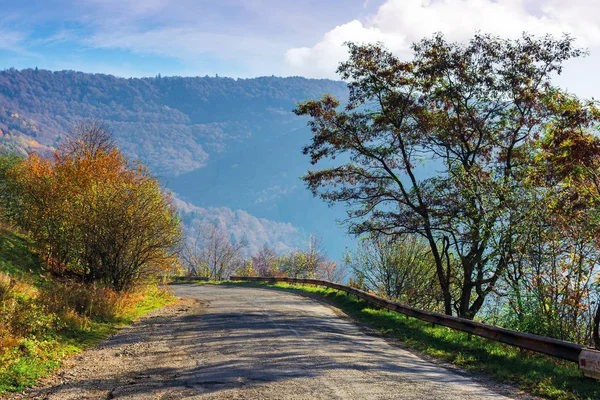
[1,0,599,97]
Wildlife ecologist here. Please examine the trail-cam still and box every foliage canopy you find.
[1,122,181,291]
[295,33,600,319]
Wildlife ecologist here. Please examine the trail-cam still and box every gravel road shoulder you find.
[4,298,205,400]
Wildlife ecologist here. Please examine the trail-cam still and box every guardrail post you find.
[579,349,600,379]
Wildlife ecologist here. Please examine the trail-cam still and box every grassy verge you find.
[215,280,598,400]
[0,226,177,394]
[0,288,175,394]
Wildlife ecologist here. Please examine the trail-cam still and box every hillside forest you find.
[0,70,350,257]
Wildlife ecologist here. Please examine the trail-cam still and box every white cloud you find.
[282,0,600,79]
[86,27,280,63]
[285,20,386,78]
[0,30,35,56]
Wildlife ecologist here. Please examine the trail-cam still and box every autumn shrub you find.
[0,280,175,394]
[234,261,257,278]
[41,281,122,323]
[0,276,56,340]
[2,122,181,291]
[1,275,137,345]
[0,219,177,394]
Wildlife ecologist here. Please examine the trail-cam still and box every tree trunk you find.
[426,234,452,316]
[594,303,600,350]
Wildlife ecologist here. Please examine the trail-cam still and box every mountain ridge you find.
[0,68,352,259]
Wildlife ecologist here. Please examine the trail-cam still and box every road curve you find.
[19,285,524,399]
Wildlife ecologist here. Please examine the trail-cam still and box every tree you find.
[251,245,281,277]
[182,222,246,280]
[295,33,589,318]
[5,122,181,291]
[279,234,337,279]
[345,234,442,310]
[494,200,599,343]
[531,91,600,346]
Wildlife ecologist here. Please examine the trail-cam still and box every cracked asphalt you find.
[11,284,531,399]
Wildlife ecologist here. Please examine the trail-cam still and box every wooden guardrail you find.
[230,276,600,379]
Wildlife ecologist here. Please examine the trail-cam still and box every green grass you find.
[0,225,42,282]
[121,285,176,322]
[0,225,177,394]
[214,281,599,400]
[0,289,175,395]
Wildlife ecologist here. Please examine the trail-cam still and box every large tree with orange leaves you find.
[531,92,600,346]
[4,121,181,291]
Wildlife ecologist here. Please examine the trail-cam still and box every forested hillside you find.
[0,69,347,176]
[0,69,350,256]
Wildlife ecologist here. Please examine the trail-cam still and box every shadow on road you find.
[28,285,512,399]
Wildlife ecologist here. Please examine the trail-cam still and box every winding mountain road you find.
[20,284,527,399]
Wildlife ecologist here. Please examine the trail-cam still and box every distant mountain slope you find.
[0,69,352,259]
[0,69,347,176]
[175,197,303,257]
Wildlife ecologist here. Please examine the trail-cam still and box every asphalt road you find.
[19,284,525,399]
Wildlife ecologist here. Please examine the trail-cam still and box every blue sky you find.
[0,0,599,95]
[0,0,384,78]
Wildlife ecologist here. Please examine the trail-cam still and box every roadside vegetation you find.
[0,122,180,394]
[181,222,344,282]
[0,224,175,394]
